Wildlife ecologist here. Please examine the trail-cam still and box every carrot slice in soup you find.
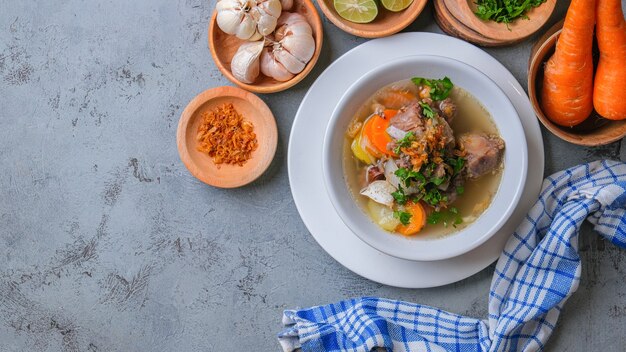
[383,109,398,119]
[361,110,397,156]
[396,202,426,236]
[377,91,417,109]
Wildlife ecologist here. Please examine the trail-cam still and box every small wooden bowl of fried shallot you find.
[177,86,277,188]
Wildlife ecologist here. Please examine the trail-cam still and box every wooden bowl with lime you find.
[318,0,428,38]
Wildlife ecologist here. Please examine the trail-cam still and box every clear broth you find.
[343,79,504,240]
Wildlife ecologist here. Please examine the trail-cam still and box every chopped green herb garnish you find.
[394,211,412,225]
[394,165,455,207]
[395,167,424,187]
[474,0,547,25]
[411,77,454,101]
[427,209,463,228]
[427,211,442,225]
[456,186,465,195]
[391,186,408,205]
[419,102,435,119]
[393,131,415,154]
[423,188,443,207]
[422,162,437,177]
[395,168,409,184]
[431,177,445,186]
[447,156,466,175]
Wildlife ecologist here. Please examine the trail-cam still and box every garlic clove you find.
[258,0,282,18]
[276,12,312,36]
[236,16,259,40]
[230,41,264,84]
[281,34,315,65]
[215,0,237,12]
[248,31,263,41]
[255,0,282,36]
[280,0,293,10]
[260,47,295,82]
[216,8,244,36]
[255,12,279,37]
[274,49,306,74]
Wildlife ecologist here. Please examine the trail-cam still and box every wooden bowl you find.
[177,86,278,188]
[434,0,504,47]
[434,0,555,47]
[444,0,556,42]
[317,0,427,38]
[208,0,323,94]
[528,20,626,146]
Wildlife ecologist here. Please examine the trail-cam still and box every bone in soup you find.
[343,77,505,238]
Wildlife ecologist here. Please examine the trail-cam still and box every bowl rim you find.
[322,54,528,261]
[208,0,324,94]
[317,0,428,39]
[176,86,278,188]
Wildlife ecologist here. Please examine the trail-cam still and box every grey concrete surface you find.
[0,1,625,351]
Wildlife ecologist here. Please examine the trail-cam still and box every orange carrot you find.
[541,0,595,127]
[396,202,426,236]
[593,0,626,120]
[361,110,397,156]
[383,109,398,120]
[377,91,416,110]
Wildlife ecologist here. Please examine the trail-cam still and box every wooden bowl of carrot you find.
[528,0,626,147]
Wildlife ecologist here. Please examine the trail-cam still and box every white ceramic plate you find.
[322,55,528,261]
[288,32,544,288]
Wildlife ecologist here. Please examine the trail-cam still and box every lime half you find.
[381,0,413,12]
[334,0,378,24]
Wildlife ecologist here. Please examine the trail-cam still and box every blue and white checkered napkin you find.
[279,160,626,352]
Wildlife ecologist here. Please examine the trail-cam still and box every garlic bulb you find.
[259,12,315,81]
[231,40,264,83]
[216,0,282,41]
[280,0,293,10]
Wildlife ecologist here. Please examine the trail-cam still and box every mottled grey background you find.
[0,0,625,351]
